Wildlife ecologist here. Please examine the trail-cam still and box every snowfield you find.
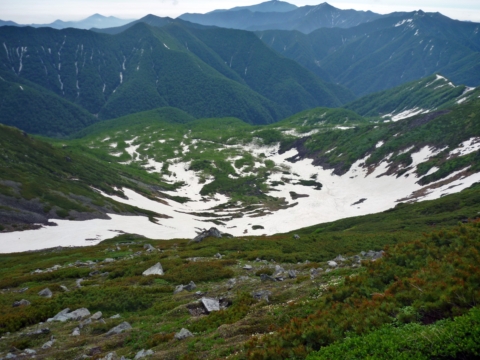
[2,140,479,253]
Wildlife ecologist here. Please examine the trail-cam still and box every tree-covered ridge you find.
[0,19,349,134]
[257,11,480,95]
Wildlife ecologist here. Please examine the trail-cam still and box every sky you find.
[1,0,480,24]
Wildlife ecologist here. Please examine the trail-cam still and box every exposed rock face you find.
[174,328,194,340]
[105,322,132,337]
[201,297,220,313]
[142,262,164,276]
[38,288,53,298]
[192,227,222,242]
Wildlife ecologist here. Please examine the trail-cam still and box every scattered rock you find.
[67,308,91,321]
[110,314,121,319]
[87,347,102,356]
[200,297,220,313]
[174,281,196,294]
[273,265,285,277]
[260,274,276,282]
[288,270,297,279]
[72,327,80,336]
[293,234,300,239]
[26,328,50,336]
[4,353,17,359]
[38,288,52,298]
[105,322,132,337]
[89,270,101,277]
[47,308,71,322]
[174,328,193,340]
[214,253,223,259]
[192,227,222,242]
[134,349,154,359]
[243,265,253,270]
[252,290,271,302]
[76,279,84,288]
[41,339,55,349]
[142,262,164,276]
[60,285,69,292]
[79,318,92,329]
[227,278,237,289]
[12,299,30,307]
[143,244,155,252]
[99,352,119,360]
[334,255,346,262]
[23,349,36,355]
[327,261,338,268]
[90,311,103,320]
[104,258,115,263]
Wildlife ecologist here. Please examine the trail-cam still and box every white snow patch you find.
[449,138,480,157]
[282,129,320,137]
[19,86,24,91]
[424,166,439,176]
[335,126,354,130]
[163,43,170,50]
[375,141,384,148]
[395,19,412,27]
[391,108,427,121]
[119,72,123,84]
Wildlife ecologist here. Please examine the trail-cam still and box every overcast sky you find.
[2,0,479,24]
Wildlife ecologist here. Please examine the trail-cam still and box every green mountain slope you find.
[258,11,480,95]
[0,20,349,133]
[0,73,98,136]
[0,123,176,231]
[344,74,480,119]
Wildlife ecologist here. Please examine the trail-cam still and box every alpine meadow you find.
[1,1,480,359]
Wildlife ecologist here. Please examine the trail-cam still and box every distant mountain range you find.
[0,18,352,135]
[0,14,135,30]
[180,2,383,34]
[257,10,480,95]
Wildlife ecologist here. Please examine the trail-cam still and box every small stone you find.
[38,288,53,298]
[143,244,155,252]
[173,285,185,295]
[72,327,81,336]
[12,299,30,307]
[293,234,300,239]
[327,261,338,268]
[142,262,164,276]
[134,349,154,359]
[60,285,70,292]
[90,311,103,320]
[67,308,90,321]
[273,265,285,277]
[184,281,196,291]
[104,258,115,263]
[76,278,84,288]
[24,349,36,355]
[110,314,121,319]
[260,274,276,282]
[5,353,17,359]
[287,270,297,279]
[41,339,55,349]
[214,253,223,259]
[252,290,271,302]
[201,297,220,313]
[79,318,92,329]
[243,265,253,270]
[105,322,132,336]
[227,278,236,289]
[174,328,193,340]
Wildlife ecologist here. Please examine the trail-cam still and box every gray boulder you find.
[134,349,154,359]
[174,328,193,340]
[67,308,91,321]
[47,308,71,322]
[90,311,103,320]
[12,299,31,307]
[38,288,52,298]
[105,322,132,336]
[252,290,271,302]
[192,227,222,242]
[201,297,220,313]
[142,262,164,276]
[143,244,155,252]
[260,274,276,282]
